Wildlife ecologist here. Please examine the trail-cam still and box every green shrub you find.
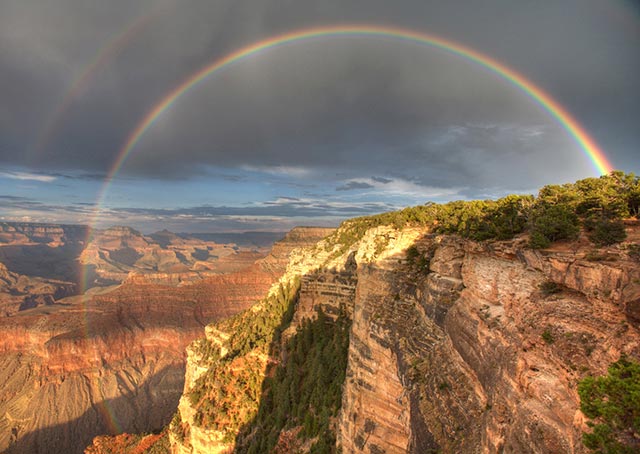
[529,204,580,248]
[323,173,637,251]
[578,356,640,453]
[185,279,301,438]
[406,245,420,263]
[588,219,627,246]
[529,231,551,249]
[236,308,350,453]
[585,251,616,262]
[628,244,640,262]
[540,281,561,296]
[542,328,555,344]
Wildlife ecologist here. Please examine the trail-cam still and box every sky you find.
[0,0,638,233]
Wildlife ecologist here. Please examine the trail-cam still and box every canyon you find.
[169,220,640,453]
[0,223,332,454]
[0,221,284,322]
[2,203,639,453]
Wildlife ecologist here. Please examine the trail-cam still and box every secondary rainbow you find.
[32,6,166,159]
[111,25,613,184]
[80,25,615,434]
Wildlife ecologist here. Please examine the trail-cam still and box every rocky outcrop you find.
[0,222,88,246]
[79,226,267,283]
[257,227,335,276]
[0,261,75,316]
[173,223,639,453]
[336,229,640,454]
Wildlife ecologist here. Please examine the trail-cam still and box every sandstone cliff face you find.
[173,224,639,454]
[0,227,326,454]
[0,303,192,454]
[337,228,640,454]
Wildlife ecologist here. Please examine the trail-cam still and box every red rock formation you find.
[0,226,333,454]
[171,223,640,454]
[0,261,75,316]
[336,228,640,454]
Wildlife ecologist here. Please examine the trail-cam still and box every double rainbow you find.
[83,25,614,434]
[33,10,161,159]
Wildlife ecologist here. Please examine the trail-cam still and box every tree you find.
[588,219,627,246]
[578,356,640,453]
[528,204,580,248]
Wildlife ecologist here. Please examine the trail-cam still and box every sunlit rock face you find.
[336,229,639,454]
[172,223,639,454]
[0,227,332,454]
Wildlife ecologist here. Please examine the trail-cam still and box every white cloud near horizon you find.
[0,171,57,182]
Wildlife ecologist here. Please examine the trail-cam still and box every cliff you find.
[338,226,639,453]
[171,221,640,453]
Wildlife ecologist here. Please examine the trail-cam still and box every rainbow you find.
[40,9,170,436]
[110,25,613,183]
[80,25,616,435]
[87,24,617,298]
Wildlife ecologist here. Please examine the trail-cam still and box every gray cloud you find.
[0,195,30,201]
[0,0,638,229]
[336,181,375,191]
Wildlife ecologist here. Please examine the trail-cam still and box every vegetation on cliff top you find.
[323,171,639,253]
[236,307,350,454]
[578,356,640,453]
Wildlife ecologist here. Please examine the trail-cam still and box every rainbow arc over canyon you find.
[83,25,615,433]
[110,24,613,186]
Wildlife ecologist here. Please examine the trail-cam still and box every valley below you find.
[0,222,331,453]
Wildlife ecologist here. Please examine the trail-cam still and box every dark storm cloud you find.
[336,181,375,191]
[0,195,96,214]
[0,0,637,194]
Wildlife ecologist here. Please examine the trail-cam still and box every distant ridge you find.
[184,231,287,248]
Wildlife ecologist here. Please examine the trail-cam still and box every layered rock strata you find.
[0,227,332,454]
[173,223,639,453]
